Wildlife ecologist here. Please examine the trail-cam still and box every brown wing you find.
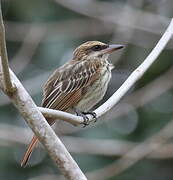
[42,60,101,111]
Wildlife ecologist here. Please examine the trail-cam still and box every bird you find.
[20,41,124,167]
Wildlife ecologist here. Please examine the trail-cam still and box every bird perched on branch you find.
[21,41,124,167]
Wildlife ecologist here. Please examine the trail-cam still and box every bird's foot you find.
[81,111,97,123]
[74,109,97,127]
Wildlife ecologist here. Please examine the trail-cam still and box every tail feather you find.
[21,117,55,167]
[21,136,38,167]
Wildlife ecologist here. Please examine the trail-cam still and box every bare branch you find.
[39,107,84,126]
[0,5,15,94]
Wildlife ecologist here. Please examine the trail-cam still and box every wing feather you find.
[42,60,101,110]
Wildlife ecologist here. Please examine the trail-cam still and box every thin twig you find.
[0,5,15,94]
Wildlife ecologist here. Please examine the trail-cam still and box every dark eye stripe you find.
[91,44,108,51]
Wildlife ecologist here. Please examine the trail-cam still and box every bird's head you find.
[73,41,124,61]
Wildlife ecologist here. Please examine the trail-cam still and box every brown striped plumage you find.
[21,41,124,167]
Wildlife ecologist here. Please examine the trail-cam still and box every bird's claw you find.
[74,109,97,127]
[82,116,90,127]
[75,111,90,127]
[82,111,97,122]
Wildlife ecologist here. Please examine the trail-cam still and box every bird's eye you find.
[92,45,102,51]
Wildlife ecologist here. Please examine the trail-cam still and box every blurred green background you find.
[1,0,173,179]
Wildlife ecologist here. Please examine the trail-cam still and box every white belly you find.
[75,66,112,111]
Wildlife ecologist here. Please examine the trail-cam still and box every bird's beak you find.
[101,44,125,54]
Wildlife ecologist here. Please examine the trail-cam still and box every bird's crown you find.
[73,41,124,61]
[73,41,108,60]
